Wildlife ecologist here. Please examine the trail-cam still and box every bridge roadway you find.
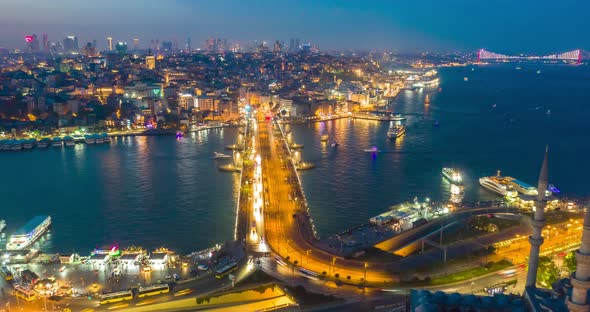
[253,115,525,285]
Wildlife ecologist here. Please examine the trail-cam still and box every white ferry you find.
[508,179,538,196]
[6,216,51,250]
[479,171,517,198]
[442,168,463,185]
[212,152,231,159]
[387,125,405,139]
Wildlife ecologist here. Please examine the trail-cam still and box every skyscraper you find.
[146,55,156,70]
[107,37,113,51]
[63,36,78,53]
[133,38,140,50]
[42,34,48,52]
[186,37,191,52]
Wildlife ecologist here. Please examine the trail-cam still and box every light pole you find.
[306,249,312,264]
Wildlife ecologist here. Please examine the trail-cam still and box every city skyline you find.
[1,0,589,53]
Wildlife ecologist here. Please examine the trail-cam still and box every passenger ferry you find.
[23,139,36,149]
[51,137,63,147]
[479,171,517,198]
[63,136,75,147]
[37,138,51,148]
[212,152,231,159]
[101,133,111,143]
[6,215,52,250]
[84,134,95,144]
[442,168,463,185]
[508,179,538,196]
[387,125,405,139]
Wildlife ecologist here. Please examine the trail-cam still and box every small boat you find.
[10,139,23,151]
[330,140,339,147]
[84,134,95,144]
[93,134,104,144]
[0,139,9,151]
[64,136,75,147]
[390,114,406,121]
[387,125,405,140]
[515,66,522,70]
[537,70,541,74]
[212,152,231,159]
[176,131,183,139]
[101,133,111,143]
[546,109,551,115]
[51,137,63,147]
[492,104,497,108]
[38,138,51,148]
[434,120,440,127]
[364,147,380,153]
[424,94,430,104]
[463,77,469,82]
[23,138,36,149]
[72,134,85,143]
[320,134,329,142]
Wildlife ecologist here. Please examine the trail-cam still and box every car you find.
[197,264,209,271]
[182,262,189,268]
[173,273,180,281]
[190,270,200,277]
[142,266,151,273]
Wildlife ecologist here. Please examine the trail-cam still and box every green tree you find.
[564,251,577,272]
[537,256,560,287]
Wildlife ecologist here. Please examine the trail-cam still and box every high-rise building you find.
[107,37,113,51]
[186,37,191,52]
[63,36,78,53]
[42,34,48,52]
[133,38,140,50]
[115,42,128,54]
[146,55,156,70]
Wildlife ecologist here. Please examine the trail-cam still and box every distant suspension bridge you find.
[477,49,583,64]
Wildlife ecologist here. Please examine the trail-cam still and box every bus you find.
[215,261,237,278]
[0,266,14,281]
[14,285,38,302]
[137,284,170,298]
[296,268,319,281]
[99,290,133,305]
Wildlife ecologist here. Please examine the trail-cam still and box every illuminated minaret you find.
[525,145,548,288]
[567,208,590,311]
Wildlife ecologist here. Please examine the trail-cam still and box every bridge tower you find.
[525,145,548,288]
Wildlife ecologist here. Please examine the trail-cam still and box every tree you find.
[537,256,561,287]
[564,251,577,272]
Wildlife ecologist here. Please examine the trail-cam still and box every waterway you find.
[1,64,589,253]
[292,64,590,237]
[0,129,240,254]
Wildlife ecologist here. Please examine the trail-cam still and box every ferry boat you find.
[6,215,51,250]
[212,152,231,159]
[72,134,85,143]
[479,171,517,198]
[101,133,111,143]
[10,139,24,151]
[37,138,51,148]
[442,168,463,185]
[84,134,95,144]
[390,114,406,121]
[320,134,329,142]
[63,136,75,147]
[387,125,405,139]
[51,137,63,147]
[93,134,104,144]
[508,179,538,196]
[23,138,36,149]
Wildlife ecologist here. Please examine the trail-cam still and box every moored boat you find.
[101,133,110,143]
[51,137,63,147]
[387,125,405,139]
[10,139,24,151]
[442,168,463,185]
[6,215,51,250]
[93,133,104,144]
[63,136,75,147]
[84,134,95,144]
[23,138,36,149]
[38,138,51,148]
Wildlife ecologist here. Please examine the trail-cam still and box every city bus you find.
[0,266,14,281]
[215,261,237,278]
[99,290,133,305]
[296,268,319,281]
[14,285,38,302]
[137,284,170,298]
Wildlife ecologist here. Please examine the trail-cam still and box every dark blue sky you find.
[1,0,588,53]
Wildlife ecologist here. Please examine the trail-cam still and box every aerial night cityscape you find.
[1,1,590,311]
